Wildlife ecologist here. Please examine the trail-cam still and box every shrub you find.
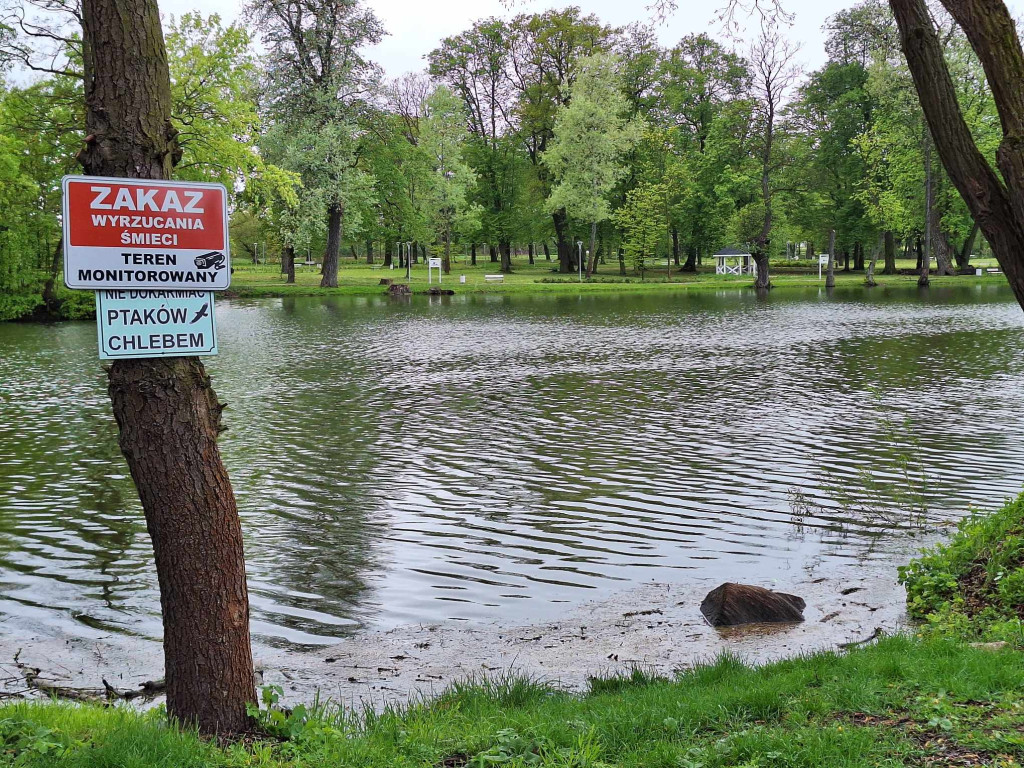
[899,493,1024,642]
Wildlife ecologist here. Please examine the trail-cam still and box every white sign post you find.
[62,176,231,291]
[428,257,442,284]
[818,254,829,280]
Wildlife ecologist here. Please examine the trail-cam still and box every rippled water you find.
[1,284,1023,647]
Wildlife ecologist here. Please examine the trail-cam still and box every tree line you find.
[0,0,1001,315]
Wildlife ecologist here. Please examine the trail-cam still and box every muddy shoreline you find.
[0,558,908,709]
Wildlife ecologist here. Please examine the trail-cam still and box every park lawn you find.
[4,635,1024,767]
[224,255,1008,299]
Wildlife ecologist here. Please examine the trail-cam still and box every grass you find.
[901,493,1024,643]
[4,636,1024,766]
[222,255,1008,300]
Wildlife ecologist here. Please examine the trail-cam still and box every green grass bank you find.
[3,636,1024,767]
[222,256,1008,300]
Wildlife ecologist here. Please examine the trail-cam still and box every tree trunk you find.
[808,240,815,261]
[322,203,342,287]
[618,246,626,276]
[79,0,255,735]
[366,239,374,265]
[384,242,393,268]
[586,221,597,279]
[865,234,883,287]
[883,230,896,274]
[528,243,535,265]
[753,252,771,289]
[957,221,980,271]
[543,241,551,261]
[825,229,837,288]
[917,236,930,286]
[499,240,512,273]
[671,228,680,267]
[890,0,1024,308]
[842,249,851,272]
[682,245,697,272]
[443,226,451,274]
[283,245,295,284]
[470,243,477,266]
[489,244,497,263]
[553,208,572,273]
[853,241,864,271]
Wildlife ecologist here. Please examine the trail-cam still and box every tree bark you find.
[825,229,837,288]
[883,230,897,274]
[853,241,864,271]
[470,243,477,266]
[553,208,572,273]
[489,244,497,263]
[957,221,981,271]
[543,241,551,261]
[618,246,626,276]
[283,245,295,284]
[528,243,535,265]
[671,228,680,267]
[365,239,374,265]
[384,242,393,268]
[499,240,512,273]
[682,245,697,272]
[79,0,255,735]
[586,221,597,279]
[890,0,1024,308]
[443,226,451,274]
[322,203,342,287]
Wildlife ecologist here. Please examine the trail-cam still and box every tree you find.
[659,34,751,270]
[545,52,641,278]
[887,0,1024,309]
[613,181,668,276]
[418,85,477,274]
[248,0,384,287]
[78,0,255,734]
[747,27,800,289]
[507,8,614,274]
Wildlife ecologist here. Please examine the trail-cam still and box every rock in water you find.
[700,582,805,626]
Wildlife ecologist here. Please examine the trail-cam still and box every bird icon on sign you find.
[189,303,210,325]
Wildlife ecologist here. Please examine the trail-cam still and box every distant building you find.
[713,247,755,276]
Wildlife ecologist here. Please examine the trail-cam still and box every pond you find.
[1,284,1023,648]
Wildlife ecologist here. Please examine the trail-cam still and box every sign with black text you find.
[96,290,218,359]
[63,176,231,291]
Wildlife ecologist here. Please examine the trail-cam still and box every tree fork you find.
[80,0,255,735]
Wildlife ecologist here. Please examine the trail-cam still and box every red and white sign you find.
[62,175,231,290]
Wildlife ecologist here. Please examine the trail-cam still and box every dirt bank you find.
[0,558,906,709]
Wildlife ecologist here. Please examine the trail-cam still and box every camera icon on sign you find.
[194,251,225,270]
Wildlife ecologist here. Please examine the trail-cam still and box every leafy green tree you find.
[613,181,668,276]
[248,0,384,287]
[418,85,478,274]
[545,52,641,278]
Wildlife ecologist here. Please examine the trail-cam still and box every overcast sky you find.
[155,0,876,78]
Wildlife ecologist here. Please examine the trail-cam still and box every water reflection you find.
[1,284,1022,647]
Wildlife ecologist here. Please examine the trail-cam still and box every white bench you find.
[987,268,1003,274]
[484,274,504,283]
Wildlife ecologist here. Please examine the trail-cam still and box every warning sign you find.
[63,176,231,291]
[96,290,218,359]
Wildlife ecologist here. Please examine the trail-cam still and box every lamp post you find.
[406,241,412,280]
[577,240,583,282]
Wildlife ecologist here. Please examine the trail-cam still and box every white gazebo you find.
[714,247,756,275]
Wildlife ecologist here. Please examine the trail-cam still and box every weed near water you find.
[3,635,1024,766]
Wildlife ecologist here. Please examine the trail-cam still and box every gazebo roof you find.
[714,246,751,256]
